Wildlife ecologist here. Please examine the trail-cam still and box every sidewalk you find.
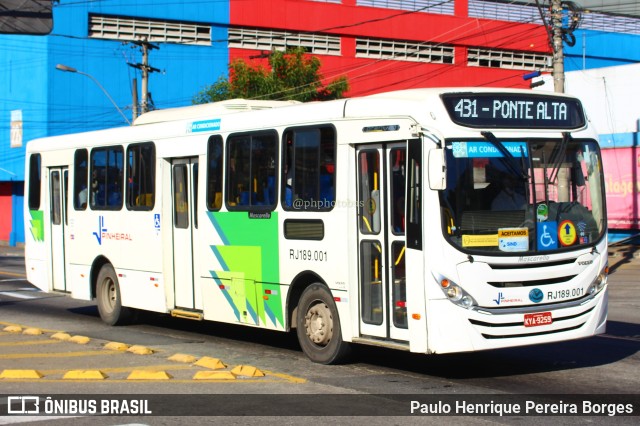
[0,244,24,257]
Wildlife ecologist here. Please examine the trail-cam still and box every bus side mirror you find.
[428,149,446,190]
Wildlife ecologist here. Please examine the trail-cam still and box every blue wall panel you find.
[0,0,230,243]
[565,30,640,71]
[47,0,230,135]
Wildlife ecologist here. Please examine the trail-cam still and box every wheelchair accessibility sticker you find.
[537,221,558,251]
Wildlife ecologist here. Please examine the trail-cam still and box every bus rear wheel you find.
[96,263,134,326]
[296,283,351,364]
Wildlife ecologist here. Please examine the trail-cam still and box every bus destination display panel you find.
[441,93,586,129]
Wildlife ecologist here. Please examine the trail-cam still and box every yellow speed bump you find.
[104,341,129,351]
[193,371,236,380]
[22,328,43,336]
[231,365,265,377]
[0,369,43,379]
[127,370,172,380]
[127,345,154,355]
[63,370,107,380]
[69,335,91,345]
[168,353,197,364]
[51,332,71,341]
[3,325,22,333]
[194,356,226,370]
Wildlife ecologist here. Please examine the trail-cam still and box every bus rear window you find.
[28,154,41,210]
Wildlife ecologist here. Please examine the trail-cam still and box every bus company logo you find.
[493,291,523,305]
[92,216,132,245]
[529,288,544,303]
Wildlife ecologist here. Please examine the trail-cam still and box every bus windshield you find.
[441,137,606,254]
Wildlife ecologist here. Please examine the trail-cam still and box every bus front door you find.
[356,143,409,342]
[171,158,201,311]
[49,167,68,292]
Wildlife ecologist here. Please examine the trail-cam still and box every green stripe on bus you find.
[29,210,44,242]
[207,212,283,328]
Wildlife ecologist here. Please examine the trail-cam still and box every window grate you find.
[228,27,341,55]
[89,15,211,45]
[356,38,454,63]
[468,0,543,24]
[467,47,551,71]
[357,0,454,16]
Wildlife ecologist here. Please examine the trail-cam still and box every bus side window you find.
[227,132,277,210]
[90,146,124,210]
[282,126,336,211]
[406,139,422,250]
[126,142,155,210]
[206,135,223,211]
[74,149,88,210]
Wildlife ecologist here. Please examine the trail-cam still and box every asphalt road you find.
[0,243,638,425]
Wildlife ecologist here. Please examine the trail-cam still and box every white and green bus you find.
[24,88,608,364]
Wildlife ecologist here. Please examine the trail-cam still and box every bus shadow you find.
[66,305,301,350]
[67,305,639,379]
[608,243,640,274]
[353,320,640,379]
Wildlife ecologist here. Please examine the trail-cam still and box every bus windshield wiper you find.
[481,131,529,180]
[548,132,571,184]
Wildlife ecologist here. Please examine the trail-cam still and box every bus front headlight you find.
[587,264,609,295]
[439,278,477,309]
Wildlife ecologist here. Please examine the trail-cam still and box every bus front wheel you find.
[296,283,351,364]
[96,264,133,326]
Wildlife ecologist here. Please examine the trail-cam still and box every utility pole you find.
[535,0,581,93]
[551,0,565,93]
[128,39,160,114]
[132,77,139,121]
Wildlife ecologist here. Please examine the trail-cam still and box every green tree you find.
[193,47,349,104]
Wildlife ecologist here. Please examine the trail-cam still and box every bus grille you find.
[469,306,594,339]
[487,274,576,288]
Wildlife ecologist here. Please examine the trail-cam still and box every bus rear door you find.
[48,167,69,292]
[171,157,201,311]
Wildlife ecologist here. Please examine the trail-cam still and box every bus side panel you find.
[66,209,164,309]
[67,264,91,300]
[117,269,167,313]
[405,247,428,353]
[200,211,284,330]
[25,209,48,292]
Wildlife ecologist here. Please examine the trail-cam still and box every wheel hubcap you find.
[103,278,116,310]
[305,302,333,346]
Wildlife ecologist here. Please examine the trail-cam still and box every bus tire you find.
[96,263,133,326]
[296,283,351,364]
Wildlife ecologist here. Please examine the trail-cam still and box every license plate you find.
[524,312,553,327]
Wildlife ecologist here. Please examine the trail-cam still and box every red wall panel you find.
[229,1,550,96]
[0,183,12,242]
[229,0,549,52]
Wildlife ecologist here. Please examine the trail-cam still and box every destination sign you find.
[441,93,585,129]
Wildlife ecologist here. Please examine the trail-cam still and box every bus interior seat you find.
[319,174,334,205]
[460,210,525,233]
[135,193,153,207]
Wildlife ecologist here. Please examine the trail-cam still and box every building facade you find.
[1,0,639,245]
